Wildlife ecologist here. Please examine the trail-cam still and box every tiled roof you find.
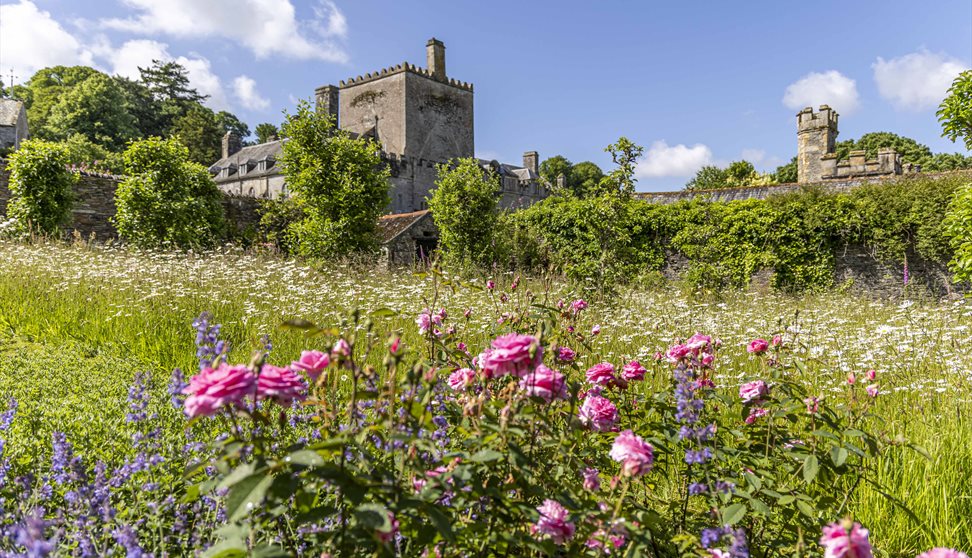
[377,210,430,243]
[0,99,25,127]
[209,140,284,183]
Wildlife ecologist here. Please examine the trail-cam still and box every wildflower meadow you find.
[0,240,970,556]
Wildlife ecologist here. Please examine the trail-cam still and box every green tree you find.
[171,104,223,165]
[113,137,226,248]
[938,70,972,151]
[254,122,279,144]
[599,137,643,198]
[686,165,729,190]
[280,100,390,257]
[4,139,77,234]
[569,161,605,198]
[725,160,756,185]
[539,155,573,191]
[14,66,101,139]
[44,73,137,151]
[139,60,208,131]
[836,132,933,167]
[428,158,500,267]
[773,157,798,183]
[113,76,165,138]
[217,111,251,141]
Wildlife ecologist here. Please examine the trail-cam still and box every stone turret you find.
[796,105,838,183]
[522,151,539,175]
[427,38,446,81]
[221,132,242,159]
[315,85,340,125]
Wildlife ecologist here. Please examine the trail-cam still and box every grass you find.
[0,239,969,554]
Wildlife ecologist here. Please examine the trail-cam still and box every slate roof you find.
[377,210,431,243]
[209,140,285,183]
[0,99,25,127]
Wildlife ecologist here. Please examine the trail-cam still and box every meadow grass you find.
[0,239,969,554]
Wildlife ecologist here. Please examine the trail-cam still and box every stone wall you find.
[636,170,972,205]
[0,161,262,240]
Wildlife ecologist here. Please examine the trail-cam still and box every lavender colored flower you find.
[12,507,56,557]
[192,311,226,370]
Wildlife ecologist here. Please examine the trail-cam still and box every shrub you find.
[944,181,972,282]
[4,139,77,235]
[280,100,389,258]
[428,158,499,268]
[113,137,226,249]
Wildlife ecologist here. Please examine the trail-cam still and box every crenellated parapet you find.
[338,62,473,91]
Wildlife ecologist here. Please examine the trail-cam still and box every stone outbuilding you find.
[209,135,286,199]
[377,210,438,266]
[0,99,29,152]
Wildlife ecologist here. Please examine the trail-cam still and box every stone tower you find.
[796,105,838,183]
[334,38,474,162]
[314,85,340,124]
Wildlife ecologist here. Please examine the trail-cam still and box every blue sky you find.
[1,0,970,191]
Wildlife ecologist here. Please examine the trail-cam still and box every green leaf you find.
[796,499,816,518]
[831,446,848,467]
[720,503,747,525]
[370,307,399,318]
[279,319,318,330]
[285,449,325,467]
[225,472,275,522]
[252,545,290,558]
[803,454,819,483]
[200,541,247,558]
[469,449,504,463]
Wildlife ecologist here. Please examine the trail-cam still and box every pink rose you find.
[745,407,769,424]
[621,361,646,381]
[183,363,256,418]
[819,521,872,558]
[917,549,969,558]
[332,339,350,357]
[532,499,575,544]
[666,343,691,363]
[481,333,543,378]
[609,430,654,477]
[375,511,399,543]
[685,333,712,353]
[571,299,588,313]
[578,393,618,432]
[585,363,617,386]
[256,365,306,407]
[447,368,476,391]
[591,325,601,336]
[866,369,876,381]
[700,352,715,367]
[739,380,768,404]
[772,334,783,347]
[486,280,495,290]
[519,365,567,402]
[290,350,330,379]
[847,372,856,385]
[556,346,576,363]
[416,311,432,334]
[747,338,769,354]
[580,467,600,491]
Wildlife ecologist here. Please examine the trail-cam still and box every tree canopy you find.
[428,158,500,268]
[279,100,390,257]
[255,123,280,144]
[44,73,137,151]
[938,70,972,151]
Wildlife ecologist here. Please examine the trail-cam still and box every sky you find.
[1,0,970,191]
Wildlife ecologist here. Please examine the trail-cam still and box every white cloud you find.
[741,148,766,163]
[873,50,970,111]
[782,70,860,115]
[103,0,348,63]
[233,75,270,110]
[635,141,713,178]
[0,0,95,82]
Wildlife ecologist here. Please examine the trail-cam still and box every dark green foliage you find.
[938,70,972,151]
[113,137,226,248]
[834,132,972,171]
[773,157,798,183]
[427,158,499,267]
[13,66,101,138]
[279,100,390,258]
[538,155,605,198]
[113,76,166,138]
[171,105,223,165]
[254,123,279,144]
[217,111,251,142]
[44,73,137,150]
[507,174,968,291]
[4,139,77,234]
[686,165,729,190]
[257,196,304,254]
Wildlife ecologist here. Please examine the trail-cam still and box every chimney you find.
[523,151,539,175]
[427,38,446,80]
[222,132,242,159]
[315,84,340,126]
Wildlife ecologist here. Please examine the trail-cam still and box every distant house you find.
[209,134,287,199]
[0,99,29,152]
